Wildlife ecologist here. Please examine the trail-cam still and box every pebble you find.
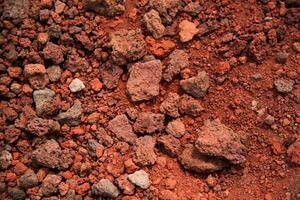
[274,79,294,93]
[166,119,185,138]
[18,172,39,188]
[91,179,120,198]
[33,88,56,116]
[292,42,300,53]
[69,78,85,92]
[8,187,26,200]
[264,115,275,125]
[179,20,199,42]
[128,170,151,189]
[0,150,12,170]
[46,65,62,82]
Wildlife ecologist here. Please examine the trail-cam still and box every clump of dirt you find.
[0,0,299,199]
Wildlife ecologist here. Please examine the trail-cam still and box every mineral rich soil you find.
[0,0,299,200]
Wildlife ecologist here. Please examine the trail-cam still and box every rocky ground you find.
[0,0,299,199]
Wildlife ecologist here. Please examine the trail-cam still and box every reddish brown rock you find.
[39,174,62,196]
[157,135,181,157]
[116,175,135,195]
[133,112,164,134]
[110,29,146,65]
[195,119,246,164]
[179,145,228,173]
[143,9,165,39]
[3,0,30,24]
[166,119,185,138]
[287,138,300,165]
[179,20,199,42]
[146,37,176,58]
[75,32,94,51]
[159,189,179,200]
[163,49,189,82]
[24,64,46,77]
[108,114,137,144]
[179,95,204,116]
[26,117,60,137]
[5,126,21,144]
[134,136,157,166]
[86,0,125,17]
[127,60,162,102]
[42,42,64,64]
[160,92,180,118]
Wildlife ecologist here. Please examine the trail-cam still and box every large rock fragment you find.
[180,71,210,98]
[39,174,62,197]
[134,136,157,166]
[179,145,228,173]
[108,114,137,144]
[18,172,39,189]
[110,29,147,65]
[127,60,162,102]
[26,117,60,137]
[195,119,246,164]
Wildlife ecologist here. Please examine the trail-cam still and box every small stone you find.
[69,78,85,92]
[0,150,12,170]
[134,136,157,166]
[46,66,61,82]
[40,174,62,196]
[57,100,83,126]
[86,0,125,17]
[90,78,102,92]
[133,112,164,134]
[264,115,275,125]
[166,119,185,138]
[108,114,137,144]
[110,29,146,65]
[160,92,180,118]
[128,170,150,189]
[274,79,294,93]
[180,71,210,98]
[54,0,66,14]
[216,61,230,75]
[37,33,49,44]
[143,9,165,39]
[179,20,199,42]
[18,172,39,188]
[287,138,300,165]
[24,64,46,77]
[127,60,162,102]
[276,51,289,64]
[33,88,56,116]
[159,189,179,200]
[91,179,120,198]
[87,139,103,158]
[179,95,204,116]
[293,42,300,53]
[206,175,216,188]
[184,2,202,16]
[116,175,135,195]
[8,187,26,200]
[43,42,64,64]
[163,49,189,82]
[147,38,176,58]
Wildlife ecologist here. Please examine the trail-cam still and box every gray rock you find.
[46,66,61,82]
[274,79,294,93]
[128,170,150,189]
[180,71,210,98]
[8,187,26,200]
[91,179,120,198]
[143,9,165,39]
[40,174,62,197]
[57,100,82,126]
[33,88,56,116]
[108,114,137,144]
[0,150,12,170]
[69,78,85,93]
[166,119,185,138]
[18,172,39,188]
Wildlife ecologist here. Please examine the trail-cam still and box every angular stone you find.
[91,179,120,198]
[179,20,199,42]
[33,88,56,116]
[3,0,30,24]
[108,114,137,144]
[128,170,150,189]
[195,119,246,164]
[134,136,156,166]
[110,29,146,65]
[26,117,60,137]
[180,71,210,98]
[0,150,12,170]
[40,174,62,197]
[57,100,82,126]
[143,9,165,39]
[179,95,204,116]
[127,60,162,102]
[86,0,125,17]
[46,65,61,82]
[160,92,180,118]
[163,50,189,82]
[69,78,85,93]
[157,135,181,157]
[166,119,185,138]
[274,79,294,93]
[18,172,39,188]
[43,42,64,64]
